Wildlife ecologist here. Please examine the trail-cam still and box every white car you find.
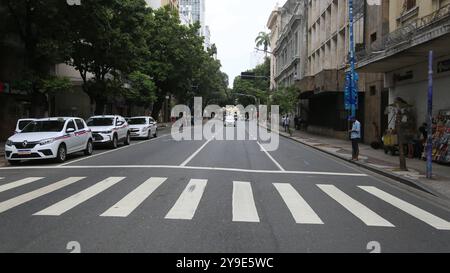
[87,115,131,148]
[5,117,93,165]
[224,115,236,127]
[128,116,158,139]
[15,118,37,134]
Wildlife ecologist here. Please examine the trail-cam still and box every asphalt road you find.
[0,124,449,253]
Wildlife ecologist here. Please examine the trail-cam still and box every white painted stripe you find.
[257,141,285,171]
[359,186,450,230]
[0,165,368,177]
[59,133,173,166]
[34,177,125,216]
[0,177,44,193]
[232,181,260,223]
[101,177,167,217]
[0,177,85,214]
[274,183,323,224]
[165,179,207,220]
[0,177,4,180]
[317,184,394,227]
[180,138,213,166]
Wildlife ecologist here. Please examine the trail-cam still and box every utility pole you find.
[349,0,357,118]
[426,50,433,179]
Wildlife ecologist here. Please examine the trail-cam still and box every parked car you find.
[15,118,37,134]
[87,115,130,148]
[128,116,158,139]
[5,117,93,165]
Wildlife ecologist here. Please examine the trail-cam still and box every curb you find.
[271,128,447,200]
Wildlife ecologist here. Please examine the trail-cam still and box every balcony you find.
[357,4,450,72]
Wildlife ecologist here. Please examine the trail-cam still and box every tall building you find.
[357,0,450,141]
[179,0,211,49]
[145,0,179,10]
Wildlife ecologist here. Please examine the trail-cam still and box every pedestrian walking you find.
[284,115,290,133]
[349,116,361,161]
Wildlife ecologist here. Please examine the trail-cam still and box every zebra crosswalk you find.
[0,176,449,230]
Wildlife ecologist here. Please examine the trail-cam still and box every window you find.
[370,32,377,43]
[370,86,377,96]
[66,120,76,131]
[75,119,85,130]
[404,0,416,11]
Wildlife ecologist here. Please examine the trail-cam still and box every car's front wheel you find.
[55,144,67,163]
[111,135,118,149]
[147,130,152,140]
[153,128,157,138]
[84,140,93,156]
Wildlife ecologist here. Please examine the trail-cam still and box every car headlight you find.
[39,138,55,145]
[6,140,13,146]
[100,131,112,134]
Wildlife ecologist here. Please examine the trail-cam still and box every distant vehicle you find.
[87,115,131,149]
[224,115,236,127]
[5,117,93,165]
[15,118,37,134]
[128,116,158,139]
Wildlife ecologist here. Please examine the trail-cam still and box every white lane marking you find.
[233,181,260,223]
[0,177,85,214]
[101,177,167,217]
[180,138,213,166]
[359,186,450,230]
[274,183,323,224]
[59,133,173,166]
[317,184,394,227]
[0,177,4,180]
[0,165,368,176]
[34,177,125,216]
[165,179,207,220]
[257,141,285,171]
[0,177,44,193]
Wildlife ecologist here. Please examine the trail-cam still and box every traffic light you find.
[240,72,256,80]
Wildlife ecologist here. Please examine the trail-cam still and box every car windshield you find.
[21,120,65,133]
[18,120,34,130]
[128,118,147,125]
[87,118,114,126]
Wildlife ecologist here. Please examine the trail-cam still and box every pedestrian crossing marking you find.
[101,177,167,217]
[165,179,207,220]
[0,177,85,214]
[232,181,260,223]
[0,177,44,193]
[274,183,323,224]
[317,184,395,227]
[359,186,450,230]
[34,177,125,216]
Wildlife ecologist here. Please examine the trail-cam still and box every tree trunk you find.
[151,95,165,121]
[94,96,107,115]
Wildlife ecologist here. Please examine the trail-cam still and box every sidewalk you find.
[272,125,450,201]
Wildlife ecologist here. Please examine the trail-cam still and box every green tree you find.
[255,31,270,56]
[64,0,149,114]
[2,0,73,115]
[124,71,157,115]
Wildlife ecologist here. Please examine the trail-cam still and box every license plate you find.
[17,150,32,155]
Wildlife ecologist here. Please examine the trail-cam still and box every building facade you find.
[179,0,211,49]
[357,0,450,136]
[145,0,179,10]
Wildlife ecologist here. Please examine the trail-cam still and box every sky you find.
[205,0,284,88]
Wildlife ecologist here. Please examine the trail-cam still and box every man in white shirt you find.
[349,116,361,161]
